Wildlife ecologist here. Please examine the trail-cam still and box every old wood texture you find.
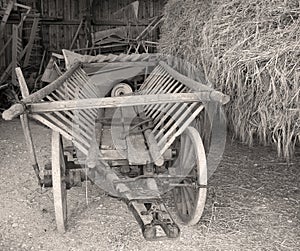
[2,92,215,120]
[137,63,212,158]
[51,130,67,233]
[0,2,32,74]
[144,129,164,166]
[23,16,39,67]
[0,0,14,38]
[36,0,164,52]
[69,19,84,50]
[11,24,18,86]
[16,67,41,185]
[159,61,230,105]
[1,1,164,74]
[22,61,81,103]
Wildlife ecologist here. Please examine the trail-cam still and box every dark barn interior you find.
[0,0,165,109]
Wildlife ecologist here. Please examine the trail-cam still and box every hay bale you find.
[159,0,300,160]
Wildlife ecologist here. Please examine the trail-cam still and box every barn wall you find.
[40,0,166,53]
[0,0,165,73]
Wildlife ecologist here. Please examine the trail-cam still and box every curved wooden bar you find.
[2,62,81,121]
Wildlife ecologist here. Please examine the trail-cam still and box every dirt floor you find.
[0,118,299,251]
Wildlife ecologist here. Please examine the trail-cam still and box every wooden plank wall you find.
[41,0,166,53]
[0,0,166,73]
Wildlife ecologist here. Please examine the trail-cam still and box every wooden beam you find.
[82,61,157,70]
[25,62,81,103]
[16,67,29,97]
[29,92,207,113]
[11,24,18,86]
[16,67,41,185]
[3,92,219,120]
[0,0,14,37]
[69,19,83,50]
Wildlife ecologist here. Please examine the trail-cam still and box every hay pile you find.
[159,0,300,160]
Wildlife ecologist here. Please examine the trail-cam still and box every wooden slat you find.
[75,69,99,96]
[157,103,198,146]
[69,19,83,50]
[155,102,192,140]
[30,92,207,112]
[46,95,94,141]
[145,78,179,116]
[151,95,189,134]
[160,105,205,154]
[140,67,166,94]
[139,65,164,91]
[149,85,186,121]
[51,89,96,127]
[21,62,81,103]
[159,61,230,104]
[144,74,174,113]
[63,83,97,120]
[42,113,91,149]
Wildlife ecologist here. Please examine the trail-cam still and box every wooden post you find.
[0,0,15,71]
[0,0,14,37]
[85,0,93,48]
[23,16,39,67]
[52,130,67,233]
[11,24,18,86]
[69,19,83,50]
[16,67,41,185]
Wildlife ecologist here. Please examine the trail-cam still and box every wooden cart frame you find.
[3,53,229,240]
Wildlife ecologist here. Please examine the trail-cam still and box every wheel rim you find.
[173,126,207,225]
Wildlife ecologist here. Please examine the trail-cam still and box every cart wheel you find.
[173,126,207,225]
[191,108,211,152]
[52,131,67,233]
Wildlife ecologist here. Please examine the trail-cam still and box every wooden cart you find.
[3,53,229,240]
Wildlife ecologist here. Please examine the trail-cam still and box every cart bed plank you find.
[126,134,151,165]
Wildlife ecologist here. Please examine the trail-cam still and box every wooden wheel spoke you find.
[183,181,196,205]
[173,126,207,226]
[182,135,191,163]
[179,136,186,167]
[180,188,187,215]
[182,187,193,214]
